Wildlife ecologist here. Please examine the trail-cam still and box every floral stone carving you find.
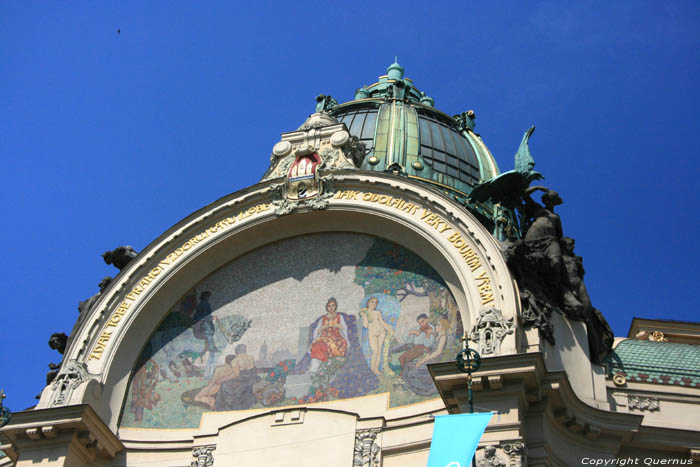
[191,445,216,467]
[503,441,526,467]
[353,429,380,467]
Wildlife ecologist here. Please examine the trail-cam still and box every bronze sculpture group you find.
[471,126,613,363]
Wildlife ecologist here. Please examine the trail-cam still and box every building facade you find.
[1,62,698,466]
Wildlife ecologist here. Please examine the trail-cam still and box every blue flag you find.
[427,412,493,467]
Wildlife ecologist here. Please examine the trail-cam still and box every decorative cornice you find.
[429,352,644,442]
[0,404,123,462]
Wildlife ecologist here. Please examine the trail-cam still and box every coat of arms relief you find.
[262,112,367,215]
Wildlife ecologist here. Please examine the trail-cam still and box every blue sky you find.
[1,1,698,411]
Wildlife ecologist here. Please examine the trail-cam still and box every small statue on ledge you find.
[103,245,138,271]
[315,94,338,113]
[45,332,68,387]
[78,276,113,315]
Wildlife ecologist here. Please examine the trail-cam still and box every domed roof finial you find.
[386,57,404,80]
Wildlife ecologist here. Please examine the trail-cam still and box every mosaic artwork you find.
[121,233,464,428]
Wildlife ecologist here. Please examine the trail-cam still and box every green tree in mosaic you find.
[355,239,441,299]
[354,238,462,332]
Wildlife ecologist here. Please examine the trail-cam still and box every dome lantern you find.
[328,61,501,221]
[386,57,405,80]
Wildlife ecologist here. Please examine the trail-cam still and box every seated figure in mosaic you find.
[396,314,436,377]
[215,344,259,411]
[194,344,258,411]
[403,319,450,396]
[295,297,379,398]
[309,297,348,372]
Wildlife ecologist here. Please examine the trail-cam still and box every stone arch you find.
[39,173,518,434]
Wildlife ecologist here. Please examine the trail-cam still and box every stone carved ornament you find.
[264,133,365,181]
[469,307,514,355]
[49,360,93,407]
[502,442,526,467]
[264,112,367,216]
[263,106,367,182]
[477,442,526,467]
[628,395,660,411]
[191,445,216,467]
[269,173,337,217]
[477,445,507,467]
[353,429,381,467]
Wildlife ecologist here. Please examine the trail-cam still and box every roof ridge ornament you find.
[386,57,404,80]
[315,94,337,113]
[354,85,370,100]
[347,59,431,104]
[419,92,434,107]
[453,110,476,131]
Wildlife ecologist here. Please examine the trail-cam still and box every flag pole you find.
[457,335,481,467]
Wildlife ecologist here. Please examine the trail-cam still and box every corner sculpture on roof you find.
[45,333,68,387]
[470,126,613,362]
[102,245,138,271]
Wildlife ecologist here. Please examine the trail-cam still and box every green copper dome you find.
[329,60,500,209]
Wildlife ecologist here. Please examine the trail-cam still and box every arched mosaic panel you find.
[121,233,464,428]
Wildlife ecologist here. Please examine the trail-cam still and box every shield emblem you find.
[287,153,322,200]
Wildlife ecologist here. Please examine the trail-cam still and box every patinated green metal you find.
[386,56,404,80]
[456,342,481,420]
[307,61,615,367]
[419,92,434,107]
[354,85,370,100]
[514,126,537,174]
[456,347,481,374]
[325,60,504,226]
[453,110,476,132]
[350,59,433,104]
[315,94,337,113]
[469,125,543,239]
